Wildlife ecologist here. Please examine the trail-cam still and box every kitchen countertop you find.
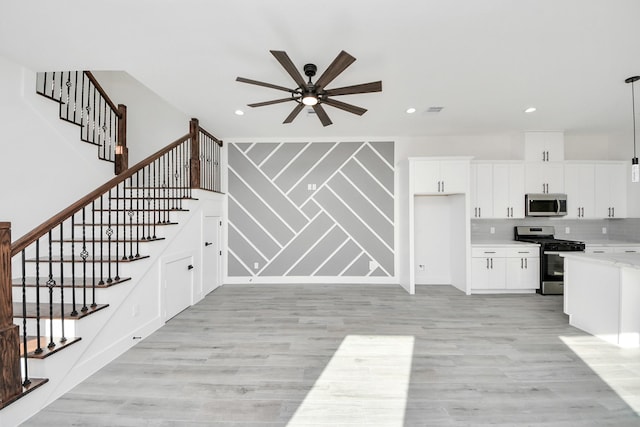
[561,251,640,270]
[471,240,539,247]
[582,240,640,247]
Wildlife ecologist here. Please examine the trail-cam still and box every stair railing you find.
[36,71,128,174]
[0,119,222,406]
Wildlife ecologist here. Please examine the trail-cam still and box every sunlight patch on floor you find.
[560,335,640,415]
[287,335,415,426]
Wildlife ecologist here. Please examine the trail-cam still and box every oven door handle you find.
[544,251,567,256]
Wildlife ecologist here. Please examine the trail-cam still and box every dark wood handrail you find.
[84,71,121,117]
[11,133,191,256]
[199,127,223,146]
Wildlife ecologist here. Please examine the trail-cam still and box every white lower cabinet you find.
[472,246,539,292]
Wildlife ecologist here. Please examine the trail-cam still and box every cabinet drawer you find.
[472,247,506,257]
[505,247,539,258]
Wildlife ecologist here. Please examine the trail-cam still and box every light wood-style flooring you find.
[22,284,640,426]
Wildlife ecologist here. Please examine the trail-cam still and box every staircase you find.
[0,71,224,425]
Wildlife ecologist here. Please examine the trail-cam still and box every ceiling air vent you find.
[307,108,317,115]
[427,107,444,113]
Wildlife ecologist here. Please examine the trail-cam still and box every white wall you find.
[90,71,191,165]
[0,55,114,239]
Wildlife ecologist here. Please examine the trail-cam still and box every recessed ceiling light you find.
[406,107,416,114]
[235,109,244,116]
[524,107,537,113]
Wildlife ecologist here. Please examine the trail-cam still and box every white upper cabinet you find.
[470,162,493,218]
[594,162,627,218]
[493,162,525,218]
[525,163,564,194]
[412,158,470,195]
[564,162,596,219]
[524,131,565,162]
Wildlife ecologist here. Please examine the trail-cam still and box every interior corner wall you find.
[89,71,191,164]
[226,140,395,283]
[0,55,114,238]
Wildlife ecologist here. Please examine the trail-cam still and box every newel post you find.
[0,222,22,404]
[115,104,128,175]
[190,118,201,189]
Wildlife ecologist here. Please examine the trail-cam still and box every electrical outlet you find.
[490,227,495,234]
[253,262,259,269]
[565,227,570,234]
[369,260,379,271]
[602,227,607,234]
[307,183,317,191]
[418,264,425,271]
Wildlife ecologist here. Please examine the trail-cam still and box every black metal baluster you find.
[135,171,140,258]
[58,70,63,102]
[21,250,31,385]
[81,207,88,313]
[50,71,55,98]
[115,184,121,281]
[46,231,56,349]
[121,179,128,260]
[73,71,79,123]
[145,167,151,240]
[91,201,97,308]
[107,190,113,283]
[97,95,103,158]
[59,224,66,343]
[65,72,71,120]
[70,214,77,316]
[92,86,97,144]
[153,160,157,238]
[162,155,168,224]
[99,195,104,285]
[128,177,134,259]
[34,240,43,354]
[80,72,86,140]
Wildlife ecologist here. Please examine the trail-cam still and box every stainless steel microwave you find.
[525,193,567,217]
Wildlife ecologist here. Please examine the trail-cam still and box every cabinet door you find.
[508,164,525,218]
[471,163,493,218]
[471,257,505,289]
[525,163,564,194]
[440,160,469,194]
[471,257,491,289]
[524,131,564,162]
[413,160,440,194]
[506,257,539,289]
[494,163,525,218]
[564,163,595,219]
[594,163,627,218]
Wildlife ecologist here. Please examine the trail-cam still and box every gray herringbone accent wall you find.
[228,141,394,278]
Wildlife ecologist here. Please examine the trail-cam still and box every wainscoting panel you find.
[228,141,395,279]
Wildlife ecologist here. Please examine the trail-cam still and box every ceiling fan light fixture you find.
[302,95,318,106]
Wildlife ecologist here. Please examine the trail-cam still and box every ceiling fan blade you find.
[322,98,367,116]
[324,81,382,97]
[248,97,296,108]
[312,104,333,127]
[314,50,356,91]
[283,103,305,124]
[270,50,307,88]
[236,77,294,93]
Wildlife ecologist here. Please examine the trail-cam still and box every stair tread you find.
[21,336,82,359]
[25,255,149,263]
[13,302,109,319]
[0,378,48,410]
[12,276,131,288]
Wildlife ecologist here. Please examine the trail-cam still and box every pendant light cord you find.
[633,79,637,158]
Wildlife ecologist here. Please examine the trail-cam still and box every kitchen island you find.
[562,252,640,348]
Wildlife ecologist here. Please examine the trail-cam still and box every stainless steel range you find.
[514,226,585,295]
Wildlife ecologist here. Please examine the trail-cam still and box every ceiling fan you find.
[236,50,382,127]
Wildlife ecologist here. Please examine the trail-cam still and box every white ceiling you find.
[2,0,640,140]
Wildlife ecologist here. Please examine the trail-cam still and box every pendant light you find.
[626,76,640,183]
